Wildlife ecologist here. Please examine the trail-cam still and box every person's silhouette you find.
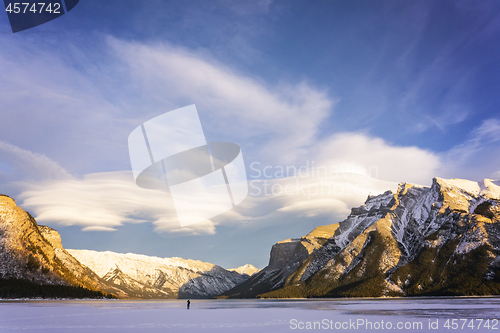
[187,299,190,310]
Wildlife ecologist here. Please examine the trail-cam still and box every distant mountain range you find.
[228,264,261,276]
[221,178,500,298]
[1,177,499,299]
[0,194,257,299]
[68,249,258,299]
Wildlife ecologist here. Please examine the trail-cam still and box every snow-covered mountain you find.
[0,194,249,299]
[68,249,249,299]
[4,176,499,299]
[222,178,500,298]
[228,264,260,277]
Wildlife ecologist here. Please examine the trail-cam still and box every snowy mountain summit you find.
[2,177,499,299]
[222,178,500,298]
[228,264,260,277]
[0,194,250,299]
[68,249,249,299]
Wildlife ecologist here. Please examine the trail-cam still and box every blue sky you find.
[1,0,499,268]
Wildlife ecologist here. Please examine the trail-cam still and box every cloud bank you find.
[18,171,215,235]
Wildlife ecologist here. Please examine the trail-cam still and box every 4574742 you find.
[443,319,498,330]
[5,2,62,14]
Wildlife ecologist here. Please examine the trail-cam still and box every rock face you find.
[222,178,500,298]
[68,249,249,299]
[0,195,109,297]
[221,223,340,298]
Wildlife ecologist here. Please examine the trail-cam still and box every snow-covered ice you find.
[1,298,500,332]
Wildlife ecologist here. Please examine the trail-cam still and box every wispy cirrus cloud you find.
[107,37,332,165]
[1,36,495,237]
[0,36,334,235]
[0,35,332,172]
[0,141,70,180]
[442,118,500,180]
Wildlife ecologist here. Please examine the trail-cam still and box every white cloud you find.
[447,118,500,159]
[441,118,500,180]
[105,39,442,187]
[0,140,71,180]
[421,105,469,132]
[18,171,215,235]
[0,37,336,235]
[0,37,129,175]
[310,132,441,186]
[9,117,442,235]
[276,198,349,217]
[211,171,398,232]
[13,119,496,236]
[82,226,118,232]
[4,37,494,236]
[0,36,333,173]
[17,163,398,235]
[107,38,332,164]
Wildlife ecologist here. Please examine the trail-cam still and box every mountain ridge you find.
[3,176,499,299]
[228,264,260,277]
[0,194,251,299]
[0,194,111,298]
[68,248,250,299]
[221,177,500,298]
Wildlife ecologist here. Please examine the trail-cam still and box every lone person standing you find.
[187,299,190,310]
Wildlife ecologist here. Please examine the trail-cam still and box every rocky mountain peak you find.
[228,264,260,276]
[0,195,249,299]
[222,177,500,299]
[68,249,250,299]
[38,226,63,250]
[0,194,109,296]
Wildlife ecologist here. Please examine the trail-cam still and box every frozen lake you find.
[1,297,499,332]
